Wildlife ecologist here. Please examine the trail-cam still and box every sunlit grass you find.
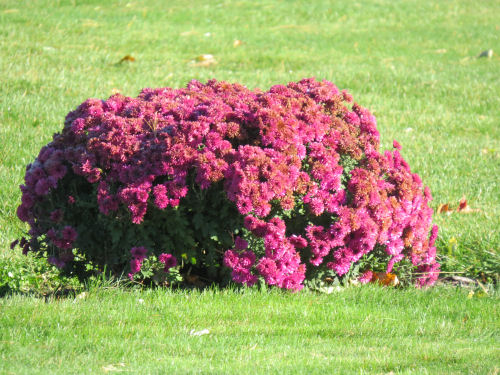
[1,286,498,374]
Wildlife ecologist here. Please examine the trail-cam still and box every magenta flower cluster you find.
[15,78,439,288]
[127,246,177,280]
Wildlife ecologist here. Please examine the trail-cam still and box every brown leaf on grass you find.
[437,197,481,214]
[233,39,243,47]
[437,203,451,214]
[189,54,217,67]
[458,197,468,211]
[456,196,481,213]
[118,55,135,64]
[371,272,399,286]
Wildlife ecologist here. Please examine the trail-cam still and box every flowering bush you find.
[13,78,440,289]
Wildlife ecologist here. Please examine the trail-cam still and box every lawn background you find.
[0,0,499,374]
[1,286,499,374]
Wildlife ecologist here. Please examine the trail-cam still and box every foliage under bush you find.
[13,78,440,290]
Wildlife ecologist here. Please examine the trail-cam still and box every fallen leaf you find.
[456,196,481,213]
[2,9,19,14]
[457,197,468,211]
[189,54,217,67]
[371,272,399,286]
[118,55,135,64]
[437,203,451,214]
[195,54,214,62]
[233,39,243,47]
[435,49,447,53]
[437,197,481,214]
[381,273,399,286]
[189,329,210,336]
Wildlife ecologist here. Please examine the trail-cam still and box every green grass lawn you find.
[0,0,499,373]
[1,286,498,375]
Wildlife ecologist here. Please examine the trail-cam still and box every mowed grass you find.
[0,286,498,375]
[0,1,499,374]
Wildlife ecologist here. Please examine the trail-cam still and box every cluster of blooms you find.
[224,216,306,289]
[15,78,439,288]
[128,246,148,279]
[127,246,177,280]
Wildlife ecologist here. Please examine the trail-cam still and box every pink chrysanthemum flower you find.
[130,246,148,259]
[158,253,177,271]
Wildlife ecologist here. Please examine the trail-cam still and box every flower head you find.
[158,253,177,271]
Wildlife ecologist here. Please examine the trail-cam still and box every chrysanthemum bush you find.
[12,78,440,290]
